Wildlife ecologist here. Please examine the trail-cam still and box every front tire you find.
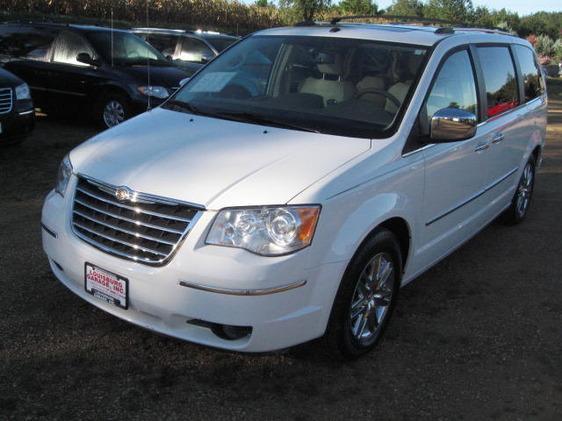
[501,156,536,225]
[96,92,131,129]
[325,229,402,360]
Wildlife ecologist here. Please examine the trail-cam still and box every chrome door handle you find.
[491,133,505,144]
[474,142,490,152]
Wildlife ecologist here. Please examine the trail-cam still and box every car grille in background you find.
[0,88,13,114]
[72,176,202,265]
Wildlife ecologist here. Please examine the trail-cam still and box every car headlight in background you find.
[55,155,73,197]
[206,206,321,256]
[137,85,170,99]
[15,83,31,100]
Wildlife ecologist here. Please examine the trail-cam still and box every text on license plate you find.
[85,263,128,309]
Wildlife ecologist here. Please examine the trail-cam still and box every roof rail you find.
[329,14,453,26]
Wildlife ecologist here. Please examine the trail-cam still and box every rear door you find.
[417,48,494,268]
[472,45,523,197]
[47,30,99,112]
[142,33,180,60]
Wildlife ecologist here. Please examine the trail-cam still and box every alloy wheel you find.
[516,161,534,218]
[103,100,125,128]
[349,252,396,346]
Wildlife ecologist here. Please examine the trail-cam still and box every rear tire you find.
[325,228,402,360]
[500,156,536,225]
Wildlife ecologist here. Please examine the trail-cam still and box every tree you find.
[386,0,424,17]
[425,0,474,23]
[340,0,378,15]
[279,0,332,21]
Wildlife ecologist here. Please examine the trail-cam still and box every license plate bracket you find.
[84,263,128,309]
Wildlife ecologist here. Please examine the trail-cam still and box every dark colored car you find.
[0,67,34,144]
[0,23,190,128]
[132,28,239,75]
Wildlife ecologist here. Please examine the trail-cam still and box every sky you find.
[241,0,560,16]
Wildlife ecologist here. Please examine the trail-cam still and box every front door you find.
[417,48,493,270]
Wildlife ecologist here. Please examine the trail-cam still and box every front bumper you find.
[0,107,34,142]
[41,182,345,352]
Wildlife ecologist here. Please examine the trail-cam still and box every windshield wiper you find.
[213,111,320,133]
[163,100,212,117]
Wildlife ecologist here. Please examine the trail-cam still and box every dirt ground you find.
[1,80,561,420]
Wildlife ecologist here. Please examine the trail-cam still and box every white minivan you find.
[42,22,547,359]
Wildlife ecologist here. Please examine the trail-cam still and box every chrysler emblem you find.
[115,187,131,201]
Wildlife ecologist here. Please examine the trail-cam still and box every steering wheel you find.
[355,88,401,108]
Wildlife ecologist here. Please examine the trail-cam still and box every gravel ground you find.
[1,79,561,420]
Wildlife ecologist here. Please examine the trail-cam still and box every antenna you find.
[110,8,114,67]
[146,0,151,111]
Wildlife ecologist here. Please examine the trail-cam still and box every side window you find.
[179,38,214,63]
[52,31,94,66]
[0,26,55,62]
[514,44,544,102]
[476,46,519,118]
[146,34,177,58]
[421,49,478,132]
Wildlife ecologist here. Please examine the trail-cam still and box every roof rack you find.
[326,14,515,36]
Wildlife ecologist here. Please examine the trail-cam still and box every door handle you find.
[491,133,505,144]
[474,142,490,152]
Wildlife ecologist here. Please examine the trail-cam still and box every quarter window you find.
[514,45,544,102]
[421,49,478,132]
[477,46,519,118]
[146,34,178,58]
[0,26,55,62]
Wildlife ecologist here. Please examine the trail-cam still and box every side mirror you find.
[76,52,98,67]
[179,77,190,87]
[430,108,477,142]
[200,56,211,64]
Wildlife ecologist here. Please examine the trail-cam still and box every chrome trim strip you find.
[79,174,205,210]
[41,222,57,239]
[426,166,518,226]
[402,143,436,158]
[74,222,169,257]
[178,280,307,296]
[18,109,34,116]
[74,198,184,234]
[73,209,177,246]
[0,88,13,115]
[76,186,192,222]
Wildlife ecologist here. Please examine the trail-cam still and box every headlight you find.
[55,155,73,196]
[15,83,31,100]
[137,85,169,99]
[206,206,321,256]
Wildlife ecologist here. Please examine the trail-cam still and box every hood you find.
[0,67,24,87]
[70,107,371,209]
[112,64,189,88]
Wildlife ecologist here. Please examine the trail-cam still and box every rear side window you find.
[179,38,214,63]
[514,45,544,102]
[146,34,178,58]
[476,46,519,118]
[0,26,55,62]
[421,49,478,132]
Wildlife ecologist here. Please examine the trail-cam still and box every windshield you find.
[205,36,237,52]
[168,35,428,138]
[86,31,168,65]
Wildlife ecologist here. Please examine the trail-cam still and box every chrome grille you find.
[0,88,13,114]
[72,176,202,265]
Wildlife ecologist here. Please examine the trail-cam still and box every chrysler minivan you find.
[41,22,547,359]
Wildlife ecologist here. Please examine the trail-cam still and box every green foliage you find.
[387,0,424,17]
[339,0,378,15]
[279,0,332,21]
[535,34,556,57]
[424,0,474,23]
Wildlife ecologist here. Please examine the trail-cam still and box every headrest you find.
[316,52,343,75]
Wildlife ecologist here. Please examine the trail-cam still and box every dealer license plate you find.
[85,263,128,309]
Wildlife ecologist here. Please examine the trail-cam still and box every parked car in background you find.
[0,23,190,128]
[132,28,239,75]
[0,66,34,144]
[42,22,547,359]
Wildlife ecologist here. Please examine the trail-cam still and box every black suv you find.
[0,67,34,144]
[0,23,190,128]
[132,28,239,75]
